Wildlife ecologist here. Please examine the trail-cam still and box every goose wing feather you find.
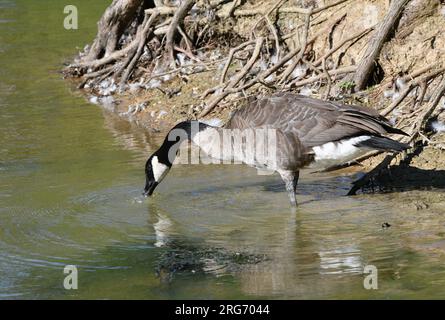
[226,93,403,148]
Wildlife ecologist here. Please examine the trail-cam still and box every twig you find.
[143,57,225,83]
[227,0,241,17]
[201,37,264,116]
[380,64,445,93]
[278,8,312,84]
[227,37,264,88]
[177,25,194,54]
[415,81,428,108]
[312,27,373,67]
[220,40,256,85]
[289,66,356,88]
[352,0,409,90]
[322,58,332,99]
[148,0,349,18]
[380,83,414,116]
[230,0,349,17]
[409,76,445,140]
[82,65,115,80]
[119,12,159,90]
[173,46,203,64]
[250,0,287,34]
[70,41,138,71]
[165,0,197,64]
[266,16,281,59]
[380,64,445,116]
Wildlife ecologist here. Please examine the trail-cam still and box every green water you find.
[1,0,445,299]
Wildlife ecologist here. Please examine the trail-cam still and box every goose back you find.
[225,93,405,148]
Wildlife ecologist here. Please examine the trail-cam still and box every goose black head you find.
[143,152,171,197]
[142,120,207,197]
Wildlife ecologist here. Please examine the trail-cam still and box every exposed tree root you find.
[119,11,160,90]
[65,0,358,102]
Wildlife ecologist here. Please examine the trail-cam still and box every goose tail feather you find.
[355,136,411,152]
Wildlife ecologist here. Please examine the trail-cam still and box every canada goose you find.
[143,93,409,206]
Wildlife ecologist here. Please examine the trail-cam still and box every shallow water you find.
[1,0,445,299]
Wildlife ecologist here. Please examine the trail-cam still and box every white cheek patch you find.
[152,156,170,182]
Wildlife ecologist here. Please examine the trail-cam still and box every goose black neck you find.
[172,120,210,139]
[156,120,210,166]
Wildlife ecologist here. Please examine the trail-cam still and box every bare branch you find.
[165,0,197,63]
[352,0,410,90]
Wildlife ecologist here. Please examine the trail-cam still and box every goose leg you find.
[279,170,300,206]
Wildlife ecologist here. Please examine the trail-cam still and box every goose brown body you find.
[226,93,407,169]
[227,93,404,148]
[143,93,409,206]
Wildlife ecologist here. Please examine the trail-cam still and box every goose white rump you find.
[309,136,371,169]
